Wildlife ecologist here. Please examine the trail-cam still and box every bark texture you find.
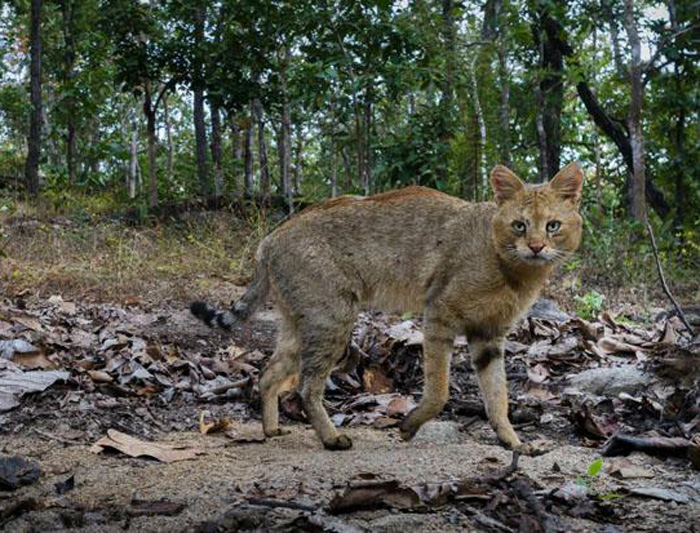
[623,0,647,223]
[144,84,158,208]
[25,0,44,196]
[62,0,77,185]
[193,3,210,197]
[210,103,224,197]
[253,98,270,199]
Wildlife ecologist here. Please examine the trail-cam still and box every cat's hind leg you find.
[260,312,300,437]
[297,313,355,450]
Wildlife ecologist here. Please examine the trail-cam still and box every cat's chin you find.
[519,255,555,267]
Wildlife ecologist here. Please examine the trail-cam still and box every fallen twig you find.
[244,498,317,512]
[601,432,690,458]
[207,377,251,396]
[461,504,514,533]
[32,428,83,446]
[646,222,694,336]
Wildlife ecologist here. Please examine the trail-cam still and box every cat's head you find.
[490,163,583,267]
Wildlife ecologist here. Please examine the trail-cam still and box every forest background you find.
[0,0,698,303]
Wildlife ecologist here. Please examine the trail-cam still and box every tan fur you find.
[245,164,582,450]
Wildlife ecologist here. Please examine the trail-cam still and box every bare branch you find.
[646,222,695,336]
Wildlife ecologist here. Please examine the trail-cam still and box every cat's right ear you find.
[490,165,524,205]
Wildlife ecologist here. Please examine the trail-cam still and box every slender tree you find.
[193,2,211,197]
[24,0,43,196]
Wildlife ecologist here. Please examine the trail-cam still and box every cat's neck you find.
[493,249,553,295]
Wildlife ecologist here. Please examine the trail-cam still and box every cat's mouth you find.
[519,253,555,266]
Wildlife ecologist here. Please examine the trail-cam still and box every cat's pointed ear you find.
[549,163,583,205]
[491,165,524,205]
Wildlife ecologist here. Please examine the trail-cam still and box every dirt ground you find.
[1,295,699,532]
[3,419,699,533]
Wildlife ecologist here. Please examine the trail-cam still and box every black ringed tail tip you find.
[190,301,216,327]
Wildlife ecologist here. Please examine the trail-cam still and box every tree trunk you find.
[210,103,224,197]
[193,3,210,197]
[496,41,512,168]
[330,94,338,198]
[362,83,373,195]
[623,0,646,223]
[575,81,668,218]
[534,78,548,182]
[244,106,254,196]
[594,132,604,211]
[163,93,174,184]
[536,2,566,180]
[469,55,487,196]
[62,0,77,186]
[668,0,685,233]
[279,47,292,210]
[24,0,43,196]
[351,86,363,193]
[438,0,457,187]
[253,98,270,199]
[544,15,670,219]
[144,83,158,208]
[128,103,139,200]
[293,124,304,194]
[229,114,242,193]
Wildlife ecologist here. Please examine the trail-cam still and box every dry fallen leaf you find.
[87,370,113,383]
[90,429,199,463]
[0,369,70,412]
[362,367,393,394]
[687,434,700,471]
[608,458,655,480]
[386,395,415,417]
[329,480,421,513]
[199,412,232,435]
[225,422,266,443]
[373,416,399,429]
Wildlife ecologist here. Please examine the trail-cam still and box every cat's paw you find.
[323,434,353,451]
[264,428,291,438]
[514,438,552,456]
[399,419,419,441]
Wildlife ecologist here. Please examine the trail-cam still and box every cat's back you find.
[276,186,471,236]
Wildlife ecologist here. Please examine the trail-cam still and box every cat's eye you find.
[546,220,562,232]
[511,221,526,233]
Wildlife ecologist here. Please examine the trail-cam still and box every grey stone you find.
[566,366,652,396]
[528,298,571,322]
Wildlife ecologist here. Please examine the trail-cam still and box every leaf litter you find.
[0,294,698,531]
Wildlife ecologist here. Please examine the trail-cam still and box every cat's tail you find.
[190,241,271,330]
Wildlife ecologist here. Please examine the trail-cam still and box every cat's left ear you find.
[491,165,525,205]
[549,163,583,206]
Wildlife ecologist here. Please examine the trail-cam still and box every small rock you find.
[552,481,588,504]
[0,455,41,491]
[630,487,690,504]
[528,298,571,322]
[566,366,652,396]
[412,421,462,444]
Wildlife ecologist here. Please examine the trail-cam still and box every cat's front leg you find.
[400,315,455,440]
[470,338,522,450]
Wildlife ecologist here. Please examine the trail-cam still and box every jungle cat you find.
[191,163,584,452]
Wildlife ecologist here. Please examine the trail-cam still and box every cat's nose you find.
[529,242,545,254]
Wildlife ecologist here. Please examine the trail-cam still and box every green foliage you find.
[0,0,697,294]
[587,457,603,477]
[576,457,623,501]
[574,290,605,320]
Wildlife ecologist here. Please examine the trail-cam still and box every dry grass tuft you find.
[0,209,272,307]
